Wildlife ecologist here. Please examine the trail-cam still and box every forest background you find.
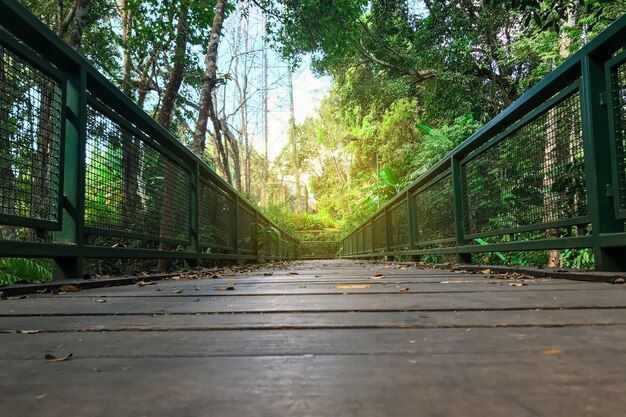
[19,0,626,268]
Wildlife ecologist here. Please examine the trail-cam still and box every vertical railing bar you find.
[452,156,471,264]
[53,65,87,279]
[185,161,199,268]
[581,54,626,271]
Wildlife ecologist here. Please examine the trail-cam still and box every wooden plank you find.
[1,326,626,359]
[1,308,626,332]
[33,277,601,298]
[2,288,626,315]
[1,352,626,416]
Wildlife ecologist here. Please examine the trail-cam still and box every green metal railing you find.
[340,13,626,271]
[0,0,298,279]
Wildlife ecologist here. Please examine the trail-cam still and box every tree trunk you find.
[157,7,189,271]
[69,0,91,50]
[192,0,231,184]
[157,8,188,129]
[546,8,576,268]
[222,119,242,191]
[117,2,142,232]
[119,0,133,97]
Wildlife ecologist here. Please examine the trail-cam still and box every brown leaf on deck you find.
[336,284,371,289]
[19,329,40,334]
[57,285,80,293]
[543,348,561,355]
[216,286,235,291]
[137,280,156,287]
[399,288,410,293]
[45,353,73,362]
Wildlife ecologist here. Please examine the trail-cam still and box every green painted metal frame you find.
[0,0,298,277]
[340,13,626,271]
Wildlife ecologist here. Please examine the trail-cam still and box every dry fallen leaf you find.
[480,269,492,275]
[171,288,183,294]
[613,277,625,284]
[45,353,73,362]
[399,288,410,293]
[286,271,299,275]
[136,280,156,287]
[227,282,237,286]
[543,348,561,355]
[111,242,125,248]
[216,286,235,291]
[19,329,40,334]
[57,285,80,293]
[263,272,273,276]
[509,283,527,287]
[95,299,107,303]
[336,284,371,289]
[373,273,384,277]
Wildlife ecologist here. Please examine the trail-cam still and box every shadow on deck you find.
[1,260,626,416]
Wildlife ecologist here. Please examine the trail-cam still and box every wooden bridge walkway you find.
[1,260,626,416]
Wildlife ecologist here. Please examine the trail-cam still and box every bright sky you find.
[217,7,332,163]
[266,61,331,161]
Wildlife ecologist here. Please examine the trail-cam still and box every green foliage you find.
[561,249,594,270]
[399,114,482,184]
[0,258,53,285]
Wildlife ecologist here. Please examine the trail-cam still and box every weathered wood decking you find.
[1,260,626,416]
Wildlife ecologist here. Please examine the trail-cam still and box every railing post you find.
[385,207,393,261]
[232,195,240,263]
[452,157,471,264]
[406,189,419,262]
[581,55,626,271]
[185,162,199,268]
[53,66,87,279]
[369,219,375,258]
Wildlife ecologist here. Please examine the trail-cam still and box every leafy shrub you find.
[0,258,53,285]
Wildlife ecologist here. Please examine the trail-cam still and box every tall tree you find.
[193,0,232,184]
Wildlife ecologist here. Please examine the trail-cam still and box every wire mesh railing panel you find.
[356,228,363,253]
[0,45,62,229]
[390,199,409,248]
[364,223,373,252]
[198,179,233,248]
[237,204,256,252]
[84,105,191,243]
[464,91,587,237]
[269,231,278,257]
[414,173,454,243]
[613,60,626,212]
[373,214,386,250]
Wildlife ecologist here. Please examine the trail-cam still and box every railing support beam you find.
[53,66,87,279]
[581,55,626,271]
[452,157,471,264]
